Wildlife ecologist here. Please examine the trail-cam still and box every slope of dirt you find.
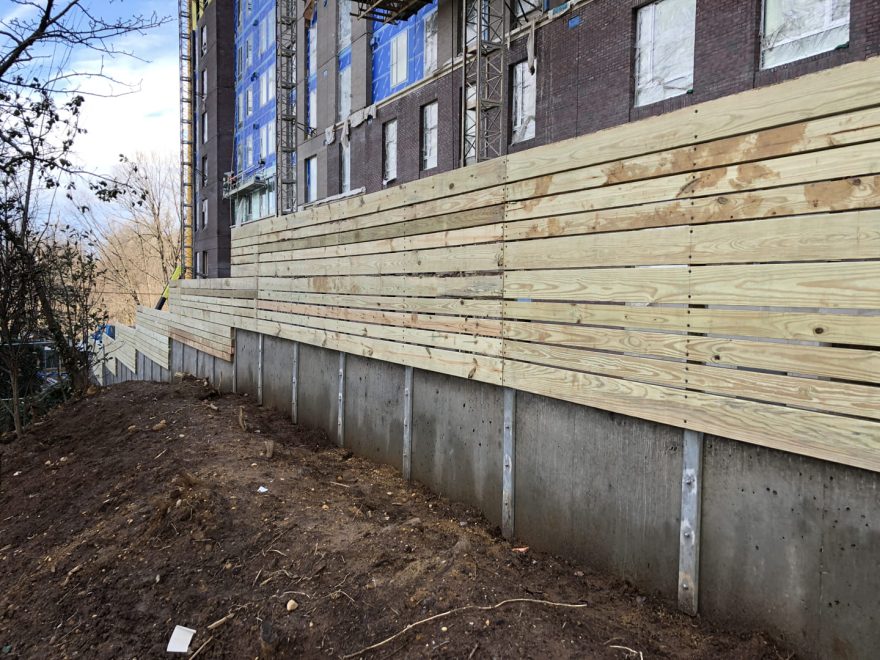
[0,378,790,659]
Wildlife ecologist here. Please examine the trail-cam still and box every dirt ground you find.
[0,378,791,659]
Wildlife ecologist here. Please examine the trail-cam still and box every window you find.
[634,0,696,107]
[201,111,208,143]
[200,68,207,97]
[762,0,850,68]
[421,102,438,170]
[200,25,207,54]
[237,46,243,78]
[259,124,267,160]
[247,87,254,115]
[338,64,351,120]
[237,143,244,172]
[268,63,276,100]
[308,85,317,129]
[201,155,208,187]
[340,141,351,194]
[246,37,253,67]
[424,10,438,75]
[267,118,276,155]
[202,251,209,278]
[308,22,317,76]
[260,70,268,107]
[237,92,244,126]
[390,31,408,87]
[246,134,254,166]
[383,119,398,183]
[195,250,203,277]
[511,60,536,143]
[201,199,208,229]
[305,156,317,203]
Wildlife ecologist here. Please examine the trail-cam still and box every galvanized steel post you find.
[678,429,704,615]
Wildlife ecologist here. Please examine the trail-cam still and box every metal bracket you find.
[678,429,704,615]
[291,342,299,424]
[337,352,346,447]
[257,333,264,405]
[402,366,413,480]
[502,387,516,539]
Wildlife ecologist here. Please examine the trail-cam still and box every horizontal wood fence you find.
[114,57,880,473]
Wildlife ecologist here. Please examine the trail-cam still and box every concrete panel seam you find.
[337,352,346,447]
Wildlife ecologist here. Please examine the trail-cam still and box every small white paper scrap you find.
[166,625,196,653]
[257,486,268,493]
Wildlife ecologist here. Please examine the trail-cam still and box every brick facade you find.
[343,0,880,196]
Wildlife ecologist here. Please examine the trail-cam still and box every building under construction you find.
[183,0,879,277]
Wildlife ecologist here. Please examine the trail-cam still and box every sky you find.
[2,0,181,174]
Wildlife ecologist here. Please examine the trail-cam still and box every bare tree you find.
[0,2,170,395]
[79,153,180,324]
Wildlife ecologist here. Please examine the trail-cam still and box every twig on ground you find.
[207,613,235,630]
[154,448,167,460]
[188,635,213,659]
[607,645,644,659]
[252,568,263,587]
[467,643,479,659]
[341,598,592,658]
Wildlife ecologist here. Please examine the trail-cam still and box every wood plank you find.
[503,320,686,358]
[258,243,503,277]
[504,175,880,241]
[254,318,504,386]
[503,301,880,348]
[256,308,503,356]
[506,262,880,309]
[258,300,502,337]
[505,141,880,222]
[507,106,880,201]
[260,274,503,298]
[504,211,880,269]
[686,337,880,385]
[258,290,503,317]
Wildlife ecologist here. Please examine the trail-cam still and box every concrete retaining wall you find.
[106,335,880,660]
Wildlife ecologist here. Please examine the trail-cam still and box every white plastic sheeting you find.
[762,0,850,69]
[511,59,536,144]
[634,0,696,107]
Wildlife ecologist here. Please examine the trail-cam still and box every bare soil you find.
[0,378,791,659]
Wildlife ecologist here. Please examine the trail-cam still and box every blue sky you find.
[1,0,181,173]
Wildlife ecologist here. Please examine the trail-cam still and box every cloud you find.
[72,51,180,174]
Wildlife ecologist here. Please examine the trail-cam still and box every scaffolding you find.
[277,0,297,213]
[462,0,542,165]
[178,0,195,279]
[461,0,506,165]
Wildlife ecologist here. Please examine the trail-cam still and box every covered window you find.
[200,25,207,54]
[195,250,203,278]
[246,134,254,166]
[511,60,536,143]
[634,0,696,107]
[201,199,208,229]
[390,31,408,88]
[383,119,398,183]
[338,0,352,50]
[421,101,438,170]
[305,156,318,203]
[340,141,351,194]
[201,111,208,143]
[202,251,209,278]
[201,69,207,97]
[267,118,276,155]
[246,37,253,67]
[338,64,351,120]
[308,85,317,129]
[424,10,438,75]
[247,87,254,115]
[237,92,244,126]
[762,0,850,69]
[201,155,208,186]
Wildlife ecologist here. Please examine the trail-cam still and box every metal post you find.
[502,387,516,539]
[291,342,299,424]
[337,352,346,447]
[402,366,413,480]
[232,350,238,394]
[257,334,264,405]
[209,353,216,386]
[678,429,704,615]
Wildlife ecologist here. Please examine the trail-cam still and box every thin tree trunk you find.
[9,368,22,438]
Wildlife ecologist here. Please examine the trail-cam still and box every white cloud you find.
[72,51,180,174]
